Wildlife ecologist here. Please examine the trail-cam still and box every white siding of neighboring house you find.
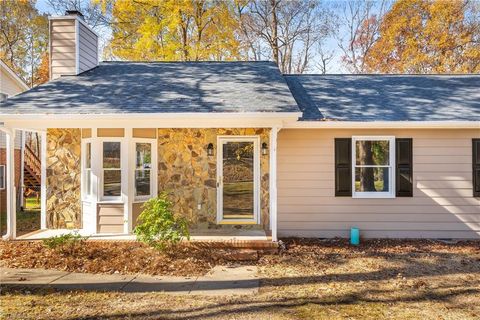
[0,67,26,98]
[277,128,480,239]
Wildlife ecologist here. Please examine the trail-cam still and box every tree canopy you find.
[0,0,48,86]
[1,0,479,80]
[364,0,480,73]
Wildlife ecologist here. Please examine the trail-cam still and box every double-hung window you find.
[352,136,395,198]
[103,141,122,199]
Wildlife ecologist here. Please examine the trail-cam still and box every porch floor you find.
[16,228,270,242]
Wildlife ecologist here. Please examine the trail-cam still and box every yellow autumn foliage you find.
[103,0,242,61]
[365,0,480,73]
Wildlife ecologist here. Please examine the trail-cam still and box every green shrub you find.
[42,232,87,254]
[134,192,189,250]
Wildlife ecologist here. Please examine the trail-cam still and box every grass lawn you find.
[1,239,479,319]
[0,209,41,237]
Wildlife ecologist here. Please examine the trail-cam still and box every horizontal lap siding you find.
[97,204,124,234]
[78,23,97,73]
[0,69,25,97]
[50,19,76,79]
[277,129,480,239]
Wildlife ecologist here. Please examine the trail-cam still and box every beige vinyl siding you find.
[50,19,76,79]
[78,22,98,73]
[97,204,124,233]
[132,202,144,229]
[277,129,480,239]
[0,68,25,97]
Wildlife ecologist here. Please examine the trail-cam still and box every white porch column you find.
[20,131,25,209]
[4,129,16,239]
[40,131,47,229]
[269,127,280,242]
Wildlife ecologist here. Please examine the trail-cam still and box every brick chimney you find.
[49,10,98,80]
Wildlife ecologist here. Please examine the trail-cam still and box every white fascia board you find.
[0,112,301,120]
[1,112,301,130]
[284,120,480,129]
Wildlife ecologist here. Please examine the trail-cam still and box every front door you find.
[217,136,260,224]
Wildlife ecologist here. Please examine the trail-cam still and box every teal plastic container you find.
[350,227,360,245]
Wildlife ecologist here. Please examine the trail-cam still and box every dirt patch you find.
[1,238,480,319]
[0,241,259,276]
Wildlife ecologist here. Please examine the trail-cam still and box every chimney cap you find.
[65,10,84,20]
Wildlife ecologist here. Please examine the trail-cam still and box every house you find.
[0,60,29,217]
[0,60,29,101]
[1,11,479,240]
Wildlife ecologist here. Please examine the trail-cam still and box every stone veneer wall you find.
[46,129,81,228]
[157,128,270,230]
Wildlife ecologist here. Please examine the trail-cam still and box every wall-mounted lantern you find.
[261,142,268,155]
[207,143,214,156]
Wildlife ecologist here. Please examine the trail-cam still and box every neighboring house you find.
[0,11,479,240]
[0,60,29,215]
[0,60,29,101]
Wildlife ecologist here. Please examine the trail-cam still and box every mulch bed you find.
[1,238,479,277]
[0,241,257,276]
[259,238,480,278]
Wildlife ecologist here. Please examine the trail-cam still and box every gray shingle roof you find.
[0,61,299,115]
[285,75,480,121]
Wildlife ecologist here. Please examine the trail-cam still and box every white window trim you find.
[131,138,158,203]
[0,165,5,190]
[352,136,395,199]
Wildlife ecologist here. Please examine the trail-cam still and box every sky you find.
[35,0,355,74]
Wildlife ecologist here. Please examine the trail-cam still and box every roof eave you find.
[284,120,480,129]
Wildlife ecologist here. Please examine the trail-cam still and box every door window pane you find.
[222,141,254,219]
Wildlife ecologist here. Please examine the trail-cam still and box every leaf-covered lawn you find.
[1,239,480,319]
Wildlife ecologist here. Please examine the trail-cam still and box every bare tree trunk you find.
[270,0,279,64]
[359,141,375,191]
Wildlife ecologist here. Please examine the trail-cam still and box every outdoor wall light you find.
[207,143,214,156]
[262,142,268,155]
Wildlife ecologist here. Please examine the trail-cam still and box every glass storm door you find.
[217,137,260,224]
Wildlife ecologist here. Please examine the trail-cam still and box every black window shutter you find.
[396,138,413,197]
[335,138,352,196]
[473,139,480,198]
